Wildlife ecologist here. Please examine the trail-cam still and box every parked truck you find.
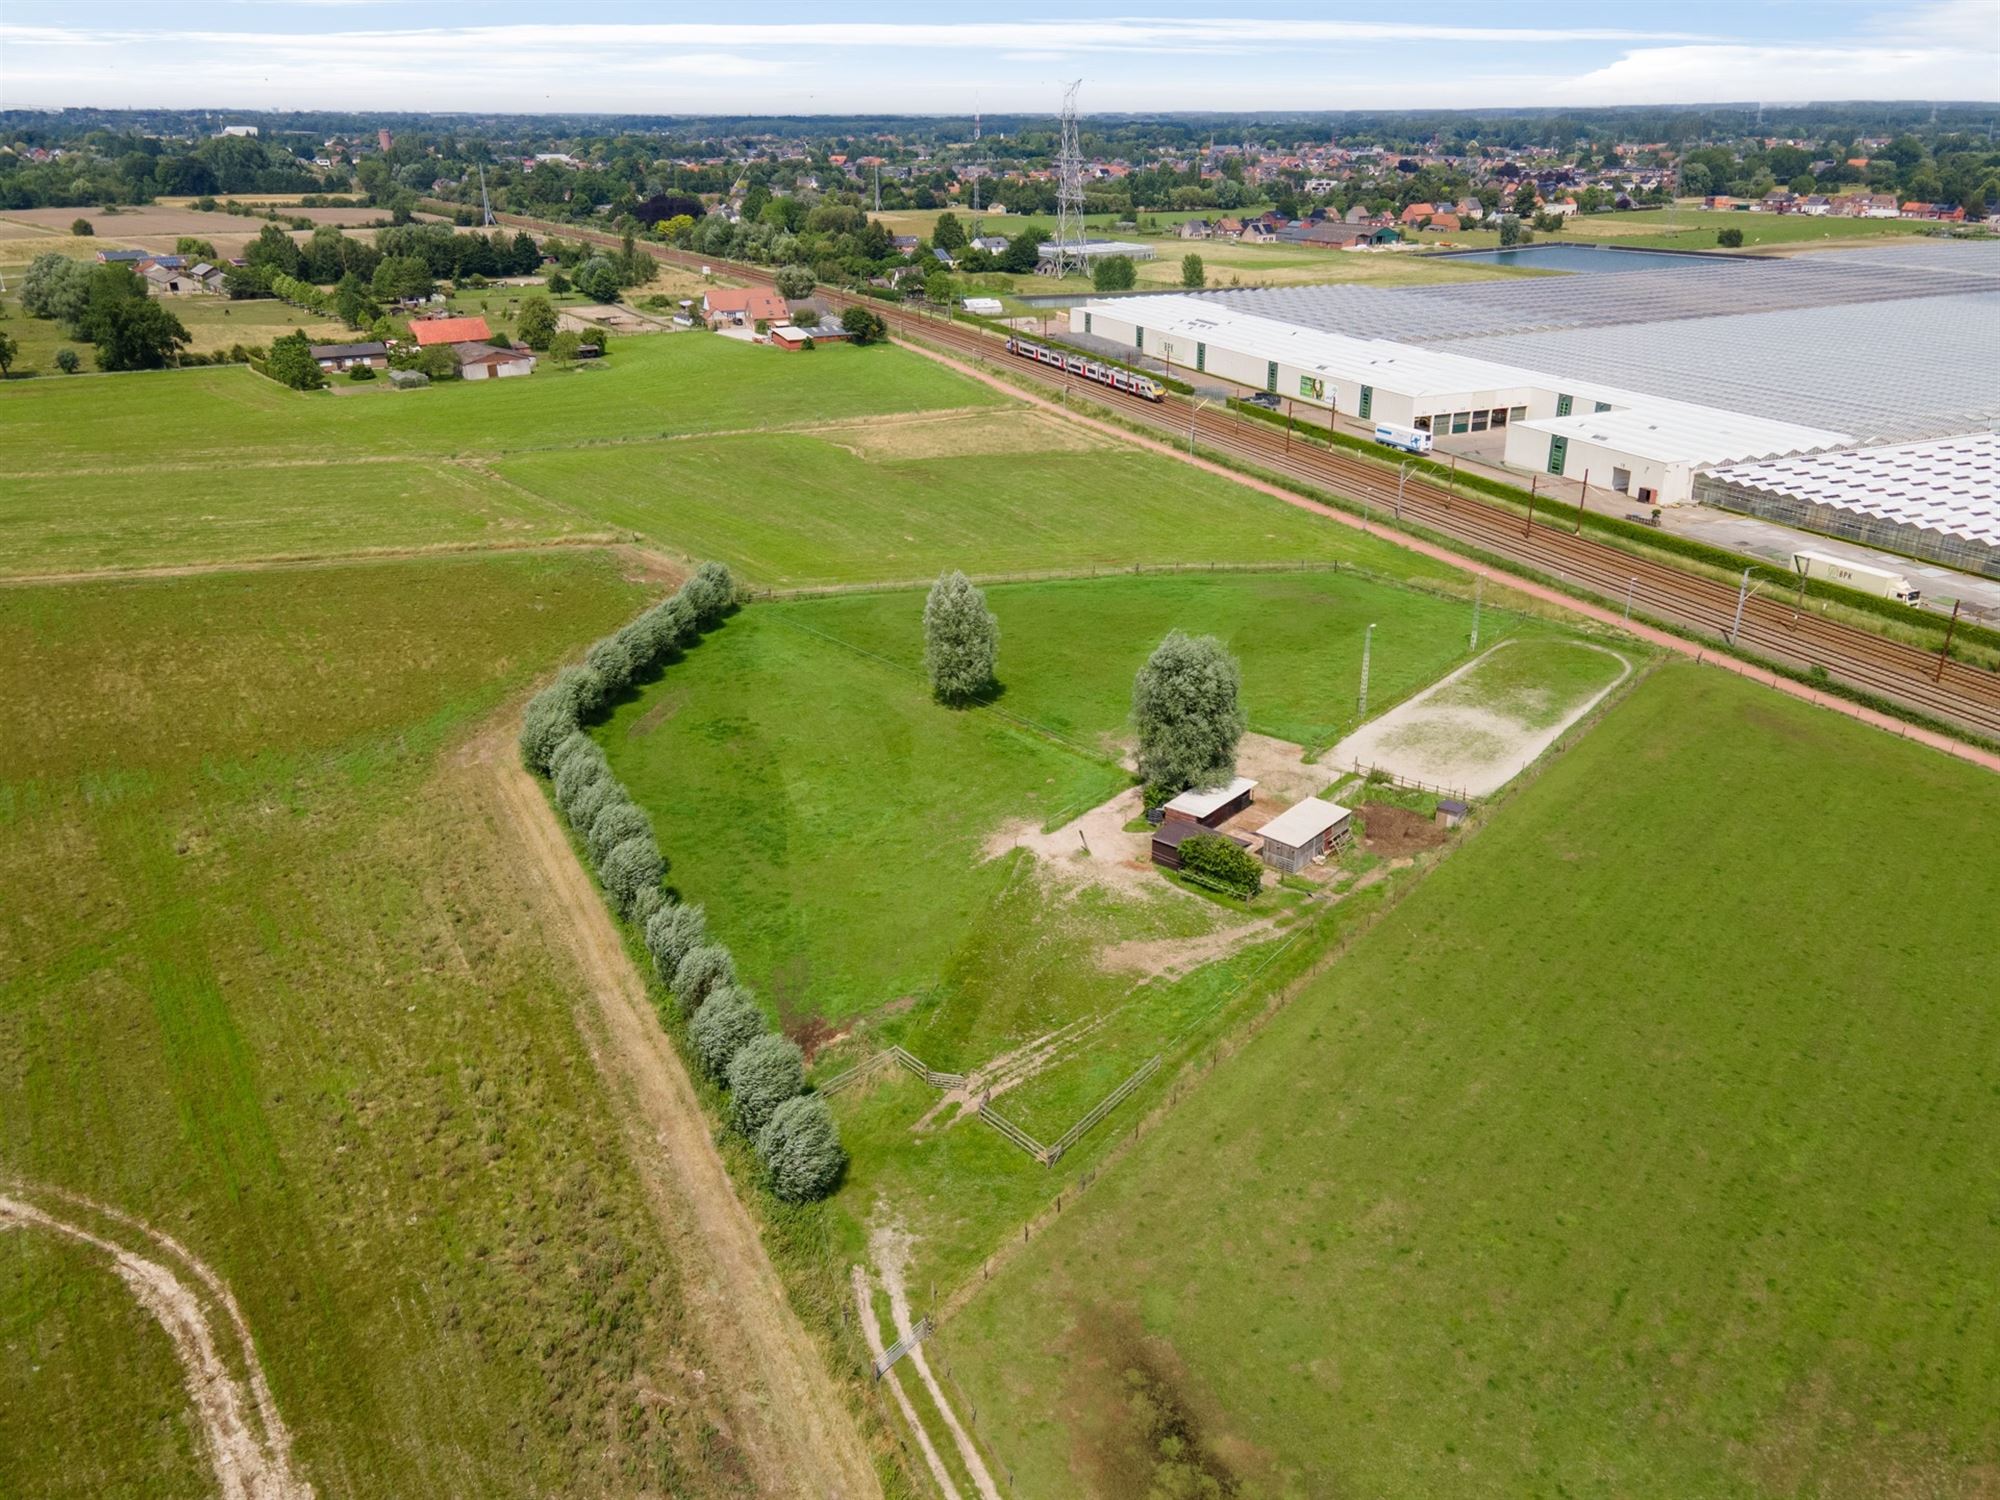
[1373,421,1433,455]
[1791,549,1922,605]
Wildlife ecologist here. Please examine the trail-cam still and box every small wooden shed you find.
[1256,797,1353,873]
[1161,776,1257,829]
[1151,819,1250,872]
[1436,798,1469,829]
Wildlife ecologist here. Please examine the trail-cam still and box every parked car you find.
[1245,391,1282,410]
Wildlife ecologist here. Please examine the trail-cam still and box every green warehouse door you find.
[1196,342,1206,372]
[1266,360,1278,392]
[1359,384,1374,419]
[1547,435,1569,474]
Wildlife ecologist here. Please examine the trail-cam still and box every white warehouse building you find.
[1070,296,1851,504]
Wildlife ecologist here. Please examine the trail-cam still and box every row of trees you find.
[519,564,845,1203]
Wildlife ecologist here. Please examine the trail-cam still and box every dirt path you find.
[466,724,881,1500]
[871,1227,1002,1500]
[0,1186,312,1500]
[849,1265,960,1499]
[894,336,2000,778]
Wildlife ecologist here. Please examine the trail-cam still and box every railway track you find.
[494,213,2000,740]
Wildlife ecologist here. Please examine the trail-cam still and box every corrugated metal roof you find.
[1258,796,1351,848]
[1517,404,1849,465]
[1703,433,2000,547]
[1163,776,1257,819]
[1089,295,1855,458]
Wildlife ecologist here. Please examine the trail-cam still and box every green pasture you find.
[598,571,1568,1292]
[0,552,756,1497]
[1562,206,1955,251]
[0,1232,209,1500]
[496,428,1460,589]
[0,331,999,469]
[0,459,598,577]
[951,662,2000,1498]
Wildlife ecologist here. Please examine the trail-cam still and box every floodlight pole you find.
[1359,622,1376,718]
[1525,477,1538,538]
[1396,461,1410,520]
[1624,576,1637,622]
[1576,469,1590,533]
[1470,577,1483,652]
[1728,566,1753,645]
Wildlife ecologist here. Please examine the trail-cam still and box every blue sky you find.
[2,1,1995,114]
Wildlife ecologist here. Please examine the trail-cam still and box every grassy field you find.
[950,662,2000,1497]
[0,550,768,1497]
[0,328,999,470]
[1562,206,1961,252]
[596,571,1576,1299]
[495,417,1462,589]
[0,459,600,576]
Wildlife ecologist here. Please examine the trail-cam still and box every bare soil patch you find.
[1357,803,1448,857]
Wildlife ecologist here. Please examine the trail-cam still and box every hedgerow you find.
[519,561,846,1201]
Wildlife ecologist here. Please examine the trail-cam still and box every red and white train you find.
[1003,337,1166,402]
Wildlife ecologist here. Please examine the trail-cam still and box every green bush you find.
[644,902,707,986]
[727,1034,805,1139]
[600,835,665,916]
[757,1095,845,1202]
[1178,832,1263,899]
[55,348,81,374]
[348,364,376,381]
[552,749,609,813]
[672,942,736,1013]
[585,799,650,866]
[923,569,999,704]
[681,561,737,628]
[690,985,764,1078]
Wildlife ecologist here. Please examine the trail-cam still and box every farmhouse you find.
[410,315,492,347]
[1256,797,1352,873]
[310,340,388,372]
[453,341,536,380]
[703,287,789,327]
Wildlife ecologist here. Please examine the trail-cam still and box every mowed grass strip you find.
[0,332,1000,470]
[0,551,758,1497]
[951,662,2000,1498]
[496,429,1462,589]
[0,459,598,577]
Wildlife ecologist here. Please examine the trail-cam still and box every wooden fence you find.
[1352,761,1470,803]
[1045,1055,1162,1164]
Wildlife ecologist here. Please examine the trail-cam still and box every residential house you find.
[1177,218,1213,239]
[889,234,921,255]
[1212,216,1244,238]
[1427,212,1462,233]
[969,235,1011,254]
[410,315,493,347]
[453,341,536,380]
[309,341,388,373]
[701,287,789,327]
[1238,221,1277,243]
[1398,202,1436,225]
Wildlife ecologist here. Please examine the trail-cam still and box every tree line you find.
[519,564,846,1205]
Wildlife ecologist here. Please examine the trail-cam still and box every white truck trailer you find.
[1791,549,1922,605]
[1373,421,1433,455]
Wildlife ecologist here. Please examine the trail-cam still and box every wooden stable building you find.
[1256,797,1352,874]
[1160,777,1257,829]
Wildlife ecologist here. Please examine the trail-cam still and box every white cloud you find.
[1557,42,2000,103]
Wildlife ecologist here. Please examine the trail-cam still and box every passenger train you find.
[1003,337,1166,402]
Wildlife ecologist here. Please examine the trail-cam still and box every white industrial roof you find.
[1098,295,1563,402]
[1703,432,2000,547]
[1042,239,1155,259]
[1257,796,1352,848]
[1091,294,1855,464]
[1517,404,1851,467]
[1164,776,1257,819]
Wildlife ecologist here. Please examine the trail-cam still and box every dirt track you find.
[466,723,881,1499]
[0,1184,311,1500]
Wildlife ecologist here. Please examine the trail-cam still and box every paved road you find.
[1659,505,2000,620]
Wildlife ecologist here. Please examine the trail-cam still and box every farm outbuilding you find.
[1150,819,1250,872]
[1256,797,1352,873]
[1161,776,1257,829]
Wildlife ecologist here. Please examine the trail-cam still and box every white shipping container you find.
[1791,550,1922,605]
